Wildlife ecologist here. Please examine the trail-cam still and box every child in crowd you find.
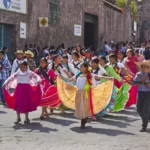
[131,60,150,132]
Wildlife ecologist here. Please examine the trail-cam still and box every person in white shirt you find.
[109,53,128,76]
[11,50,27,75]
[43,46,49,57]
[62,54,73,75]
[70,51,82,75]
[117,51,126,65]
[104,41,111,53]
[91,58,106,86]
[139,43,145,55]
[49,54,71,78]
[46,50,56,64]
[63,49,72,63]
[83,50,92,67]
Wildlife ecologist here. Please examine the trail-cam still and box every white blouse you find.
[48,63,68,78]
[4,70,41,85]
[76,74,97,90]
[11,59,28,75]
[92,67,106,86]
[70,61,82,75]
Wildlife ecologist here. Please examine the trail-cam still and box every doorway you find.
[84,13,98,50]
[0,24,13,57]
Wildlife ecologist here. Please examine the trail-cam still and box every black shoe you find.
[40,116,45,120]
[84,118,88,125]
[24,118,30,124]
[140,128,146,132]
[80,119,85,129]
[14,118,21,124]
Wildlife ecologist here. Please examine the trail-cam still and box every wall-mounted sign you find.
[0,0,27,14]
[74,24,82,36]
[133,21,137,32]
[39,17,49,27]
[20,22,26,39]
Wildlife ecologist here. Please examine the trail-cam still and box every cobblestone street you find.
[0,106,150,150]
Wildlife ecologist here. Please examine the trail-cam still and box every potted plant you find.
[116,0,128,13]
[130,0,137,20]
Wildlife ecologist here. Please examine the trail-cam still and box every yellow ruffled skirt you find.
[57,77,114,118]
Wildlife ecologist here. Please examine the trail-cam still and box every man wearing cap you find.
[131,60,150,132]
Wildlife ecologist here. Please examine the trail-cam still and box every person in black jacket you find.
[143,45,150,60]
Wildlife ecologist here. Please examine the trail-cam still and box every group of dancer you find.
[1,44,150,132]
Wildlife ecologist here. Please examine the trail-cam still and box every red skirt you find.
[126,85,138,107]
[4,83,41,113]
[40,84,62,108]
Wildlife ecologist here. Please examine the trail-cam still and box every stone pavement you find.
[0,106,150,150]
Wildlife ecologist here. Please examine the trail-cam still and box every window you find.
[49,0,60,24]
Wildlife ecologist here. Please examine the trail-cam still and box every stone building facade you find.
[137,0,150,43]
[0,0,133,58]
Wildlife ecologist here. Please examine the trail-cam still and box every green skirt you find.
[113,83,131,112]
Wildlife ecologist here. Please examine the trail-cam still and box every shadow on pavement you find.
[103,114,139,123]
[32,117,77,126]
[0,110,7,114]
[113,109,139,117]
[71,126,135,136]
[13,122,58,133]
[145,129,150,133]
[51,112,76,119]
[94,118,131,128]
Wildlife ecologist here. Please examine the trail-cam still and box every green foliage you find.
[130,0,137,15]
[116,0,128,8]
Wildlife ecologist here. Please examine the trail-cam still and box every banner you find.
[0,0,27,14]
[20,22,26,39]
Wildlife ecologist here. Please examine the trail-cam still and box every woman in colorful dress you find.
[49,54,71,113]
[62,54,73,75]
[124,49,139,107]
[91,58,116,116]
[125,49,139,76]
[35,58,62,119]
[3,61,41,124]
[99,56,131,112]
[57,62,114,129]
